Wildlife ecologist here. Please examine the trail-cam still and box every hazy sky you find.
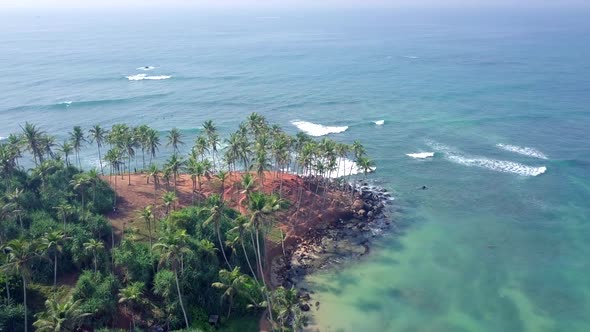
[4,0,589,10]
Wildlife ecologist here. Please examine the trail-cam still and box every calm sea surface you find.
[1,8,589,331]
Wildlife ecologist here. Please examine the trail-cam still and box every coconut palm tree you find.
[88,125,107,175]
[203,194,232,269]
[122,133,137,185]
[4,188,24,230]
[271,286,304,331]
[33,297,90,332]
[0,143,18,180]
[147,164,160,202]
[40,231,68,289]
[162,191,177,215]
[6,133,23,167]
[193,135,209,162]
[134,125,150,170]
[356,156,375,181]
[20,122,45,165]
[146,128,160,165]
[83,239,104,272]
[252,148,270,187]
[153,229,191,329]
[165,154,184,193]
[53,202,72,232]
[118,282,145,330]
[217,170,228,199]
[1,239,42,332]
[246,192,269,287]
[140,206,154,252]
[41,134,57,160]
[70,174,90,214]
[212,267,247,319]
[229,215,258,282]
[69,126,86,169]
[105,148,122,208]
[167,128,183,154]
[57,141,73,167]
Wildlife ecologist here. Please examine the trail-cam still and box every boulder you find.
[300,303,310,312]
[352,199,364,210]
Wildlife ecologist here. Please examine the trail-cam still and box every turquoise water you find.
[1,8,590,331]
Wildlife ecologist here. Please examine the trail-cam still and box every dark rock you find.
[300,303,310,312]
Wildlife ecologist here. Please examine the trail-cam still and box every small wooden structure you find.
[208,314,219,327]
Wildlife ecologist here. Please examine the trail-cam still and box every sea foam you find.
[406,152,434,159]
[291,120,348,137]
[374,120,385,126]
[447,155,547,177]
[126,74,171,81]
[427,140,546,177]
[496,143,548,160]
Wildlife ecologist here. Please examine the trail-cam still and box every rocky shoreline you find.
[270,182,395,314]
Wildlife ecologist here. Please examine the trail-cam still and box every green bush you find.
[0,300,27,332]
[72,271,120,328]
[113,239,155,284]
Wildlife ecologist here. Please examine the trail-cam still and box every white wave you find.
[403,55,419,59]
[427,140,546,177]
[0,136,6,141]
[447,155,546,177]
[425,140,457,154]
[136,66,156,71]
[496,143,548,160]
[374,120,385,126]
[59,101,73,106]
[126,74,171,81]
[406,152,434,159]
[291,120,348,137]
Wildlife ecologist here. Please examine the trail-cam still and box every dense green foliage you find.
[0,113,373,331]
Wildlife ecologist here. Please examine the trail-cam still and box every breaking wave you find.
[406,152,434,159]
[447,155,547,177]
[374,120,385,126]
[291,120,348,137]
[496,143,548,160]
[426,140,546,177]
[126,74,171,81]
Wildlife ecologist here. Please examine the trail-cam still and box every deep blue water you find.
[1,8,590,331]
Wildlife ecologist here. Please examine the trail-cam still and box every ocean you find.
[1,7,589,331]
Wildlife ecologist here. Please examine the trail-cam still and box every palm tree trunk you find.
[128,158,132,185]
[111,225,115,265]
[241,238,258,283]
[147,219,153,255]
[53,253,58,289]
[174,268,190,329]
[5,278,10,301]
[217,226,232,270]
[254,228,266,287]
[22,276,27,332]
[98,144,103,175]
[93,252,97,272]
